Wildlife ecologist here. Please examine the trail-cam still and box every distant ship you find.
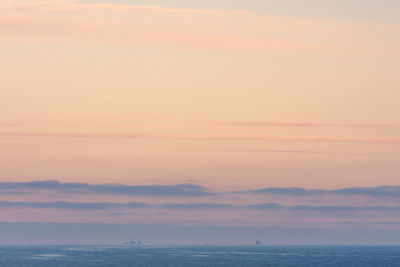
[256,240,264,246]
[124,240,142,246]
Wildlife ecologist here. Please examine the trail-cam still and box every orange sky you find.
[1,0,400,190]
[1,0,400,227]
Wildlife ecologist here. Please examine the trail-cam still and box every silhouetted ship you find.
[124,240,142,246]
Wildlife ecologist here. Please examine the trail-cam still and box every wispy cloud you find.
[2,119,399,129]
[237,149,325,154]
[0,0,307,51]
[236,149,400,156]
[210,120,400,128]
[1,0,398,52]
[1,131,400,144]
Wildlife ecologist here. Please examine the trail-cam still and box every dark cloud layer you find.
[289,205,400,212]
[250,186,400,198]
[0,200,234,211]
[246,203,400,212]
[0,201,149,210]
[0,180,214,197]
[4,180,400,200]
[161,203,234,209]
[247,203,284,209]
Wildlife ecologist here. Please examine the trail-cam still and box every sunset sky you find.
[1,0,400,241]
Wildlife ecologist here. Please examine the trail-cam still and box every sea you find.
[1,245,400,266]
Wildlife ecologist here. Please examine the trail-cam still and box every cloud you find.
[251,187,324,196]
[209,120,400,128]
[5,180,400,201]
[0,0,308,51]
[11,0,228,15]
[0,200,234,210]
[1,131,400,144]
[250,186,400,198]
[373,221,400,225]
[332,186,400,198]
[0,180,214,197]
[1,0,398,52]
[0,201,148,210]
[3,119,399,129]
[247,203,400,212]
[238,149,400,156]
[97,212,128,216]
[290,205,400,212]
[161,203,234,209]
[5,180,400,200]
[238,149,325,154]
[0,200,234,211]
[247,203,284,209]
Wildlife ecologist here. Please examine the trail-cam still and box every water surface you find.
[1,245,400,266]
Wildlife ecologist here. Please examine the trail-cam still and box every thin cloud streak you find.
[2,119,399,129]
[208,120,400,128]
[237,149,326,154]
[1,131,400,144]
[12,1,237,15]
[237,150,400,156]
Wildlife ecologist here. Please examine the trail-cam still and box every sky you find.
[1,0,400,244]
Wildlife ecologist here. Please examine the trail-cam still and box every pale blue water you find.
[1,246,400,266]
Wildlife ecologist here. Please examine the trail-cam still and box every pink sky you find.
[1,0,400,228]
